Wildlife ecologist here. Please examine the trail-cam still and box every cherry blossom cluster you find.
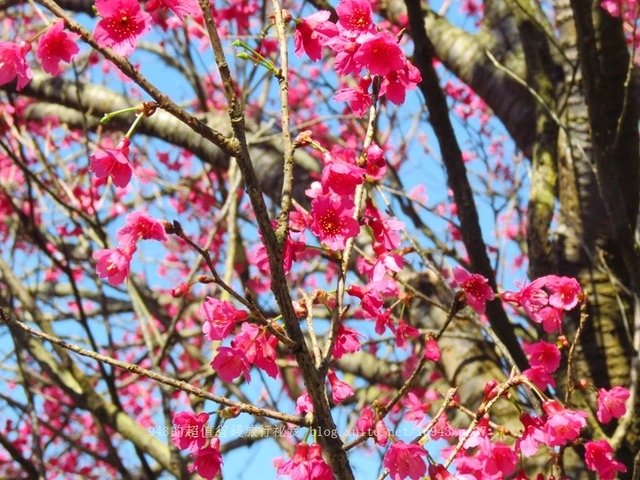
[93,211,168,286]
[0,19,79,90]
[294,0,422,115]
[171,411,223,480]
[445,268,630,479]
[201,297,281,383]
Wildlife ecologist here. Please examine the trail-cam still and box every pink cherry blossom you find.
[255,221,306,275]
[328,370,354,404]
[94,0,152,56]
[89,137,134,188]
[362,202,404,250]
[542,400,588,447]
[171,411,209,454]
[402,391,431,425]
[382,441,427,480]
[380,62,422,105]
[523,365,555,390]
[365,143,387,180]
[584,439,627,480]
[276,443,333,480]
[310,195,360,251]
[543,275,582,310]
[327,35,362,76]
[354,32,406,77]
[295,391,314,415]
[188,437,223,480]
[294,10,338,61]
[36,21,80,76]
[424,337,441,361]
[0,40,32,91]
[336,0,374,36]
[145,0,200,20]
[233,323,279,379]
[596,386,630,423]
[356,407,388,445]
[321,150,366,195]
[516,413,546,458]
[347,282,384,318]
[481,441,518,476]
[522,340,561,373]
[210,346,251,383]
[93,246,135,286]
[452,266,495,314]
[333,325,363,358]
[117,210,168,247]
[333,80,373,117]
[200,297,248,341]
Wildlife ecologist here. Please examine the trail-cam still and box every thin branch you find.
[0,308,309,426]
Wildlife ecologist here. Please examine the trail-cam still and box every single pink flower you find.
[36,20,80,76]
[424,337,441,361]
[310,195,360,251]
[0,40,32,90]
[542,400,588,447]
[94,0,152,56]
[145,0,200,20]
[596,386,630,423]
[481,441,518,476]
[584,439,627,480]
[336,0,374,36]
[356,406,374,433]
[294,10,338,61]
[516,413,546,458]
[537,306,563,333]
[333,80,372,117]
[307,443,333,480]
[452,266,495,314]
[171,411,209,454]
[402,391,431,426]
[365,143,387,181]
[333,325,363,358]
[117,210,168,247]
[523,365,555,390]
[371,250,404,282]
[188,437,223,480]
[210,346,251,383]
[321,152,366,195]
[362,202,404,250]
[200,297,248,341]
[502,277,548,316]
[328,370,354,404]
[522,340,561,373]
[346,283,384,318]
[89,137,134,188]
[93,246,135,286]
[543,275,582,310]
[382,441,427,480]
[373,418,389,446]
[393,319,420,349]
[326,35,361,76]
[380,62,421,105]
[354,32,406,76]
[295,391,314,415]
